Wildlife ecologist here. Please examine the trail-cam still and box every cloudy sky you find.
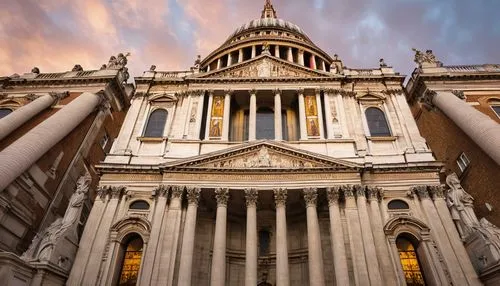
[1,0,499,80]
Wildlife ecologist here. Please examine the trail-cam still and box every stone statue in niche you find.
[445,173,479,239]
[22,172,91,269]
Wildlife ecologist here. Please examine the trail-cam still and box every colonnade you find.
[207,44,328,72]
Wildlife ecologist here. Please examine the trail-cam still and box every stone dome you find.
[227,18,310,43]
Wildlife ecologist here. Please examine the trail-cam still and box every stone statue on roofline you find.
[412,48,443,68]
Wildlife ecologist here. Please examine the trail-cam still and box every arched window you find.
[129,200,150,210]
[396,236,426,286]
[256,107,274,139]
[118,235,144,286]
[0,108,12,119]
[365,107,391,137]
[388,200,410,210]
[144,109,168,137]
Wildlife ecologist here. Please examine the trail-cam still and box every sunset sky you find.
[1,0,499,80]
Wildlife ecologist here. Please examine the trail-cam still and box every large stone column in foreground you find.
[424,90,500,165]
[326,186,349,286]
[0,92,104,191]
[303,188,325,286]
[210,188,229,286]
[178,187,201,286]
[244,188,258,286]
[274,188,290,286]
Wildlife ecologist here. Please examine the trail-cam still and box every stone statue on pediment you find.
[412,48,443,68]
[106,52,130,70]
[72,64,83,72]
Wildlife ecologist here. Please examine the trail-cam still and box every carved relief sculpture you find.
[304,95,320,137]
[209,95,224,137]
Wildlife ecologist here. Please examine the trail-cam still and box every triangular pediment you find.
[148,93,178,102]
[356,91,386,101]
[194,54,333,79]
[161,141,361,172]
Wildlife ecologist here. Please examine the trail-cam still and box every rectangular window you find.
[456,152,470,172]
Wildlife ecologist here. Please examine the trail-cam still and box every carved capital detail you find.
[367,186,383,201]
[452,90,466,100]
[171,186,184,199]
[244,188,258,207]
[186,187,201,205]
[273,188,287,207]
[296,88,304,96]
[339,90,357,97]
[411,185,430,199]
[353,185,366,198]
[342,185,355,198]
[26,94,41,101]
[110,186,126,199]
[327,186,341,205]
[224,89,233,96]
[215,188,229,207]
[97,186,110,200]
[152,185,169,199]
[303,188,318,207]
[49,91,69,101]
[421,89,437,108]
[429,185,445,199]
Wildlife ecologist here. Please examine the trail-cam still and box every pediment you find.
[195,55,332,79]
[148,93,178,103]
[161,141,361,172]
[356,91,386,101]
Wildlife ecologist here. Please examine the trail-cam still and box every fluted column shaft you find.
[327,187,349,286]
[178,187,201,286]
[0,92,103,191]
[431,91,500,164]
[274,90,283,140]
[222,91,231,141]
[274,188,290,286]
[0,93,63,141]
[210,188,229,286]
[297,91,307,140]
[249,91,257,141]
[244,189,258,286]
[303,188,325,286]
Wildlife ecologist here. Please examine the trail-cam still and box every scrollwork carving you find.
[186,187,201,205]
[273,188,287,207]
[303,188,318,207]
[97,186,110,200]
[342,185,354,198]
[111,186,126,199]
[429,185,445,199]
[244,188,258,207]
[171,186,184,199]
[367,186,382,201]
[215,188,229,207]
[152,185,169,199]
[411,185,429,199]
[353,185,366,198]
[327,186,341,205]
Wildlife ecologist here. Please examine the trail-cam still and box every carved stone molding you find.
[381,89,404,96]
[273,188,287,207]
[152,185,169,199]
[244,188,258,207]
[342,185,354,198]
[353,185,366,198]
[411,185,430,199]
[186,187,201,205]
[326,186,341,205]
[98,186,111,200]
[367,186,382,201]
[429,185,445,199]
[171,186,184,199]
[49,91,70,101]
[224,89,233,96]
[339,90,357,97]
[26,94,41,101]
[452,90,466,100]
[421,89,437,108]
[215,188,229,207]
[303,188,318,207]
[111,186,126,199]
[324,88,340,95]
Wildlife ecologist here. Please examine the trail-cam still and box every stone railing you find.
[446,64,500,73]
[155,71,195,79]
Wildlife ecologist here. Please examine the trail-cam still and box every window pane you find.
[119,237,143,286]
[256,108,274,139]
[388,200,410,210]
[397,237,426,286]
[130,200,150,210]
[366,108,391,137]
[0,108,12,119]
[144,109,168,137]
[492,105,500,116]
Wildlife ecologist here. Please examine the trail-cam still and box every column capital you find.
[296,88,305,96]
[171,185,184,199]
[274,88,282,95]
[249,88,257,95]
[326,186,341,205]
[366,186,383,201]
[411,185,430,199]
[451,90,466,100]
[303,188,318,207]
[49,91,70,101]
[207,89,214,96]
[244,188,258,207]
[110,186,126,199]
[273,188,287,207]
[186,186,201,205]
[314,88,322,95]
[97,185,111,201]
[342,185,354,198]
[428,184,445,200]
[152,185,169,199]
[421,89,437,108]
[215,188,230,207]
[353,184,366,198]
[224,89,233,96]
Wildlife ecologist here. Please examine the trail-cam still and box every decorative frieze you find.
[186,186,201,205]
[326,186,341,205]
[273,188,287,207]
[215,188,229,207]
[303,188,318,207]
[244,188,258,207]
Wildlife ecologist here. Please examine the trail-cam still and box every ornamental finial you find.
[261,0,277,19]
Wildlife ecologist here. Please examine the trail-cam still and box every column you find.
[287,47,293,62]
[210,188,229,286]
[207,65,211,72]
[326,187,349,286]
[249,90,257,141]
[238,48,244,63]
[354,185,382,285]
[140,186,169,285]
[222,90,231,141]
[244,188,258,286]
[321,60,326,72]
[274,188,290,286]
[0,92,104,191]
[178,187,201,286]
[274,89,283,140]
[0,92,66,141]
[315,89,325,139]
[298,50,305,66]
[204,91,214,140]
[311,55,317,70]
[322,90,334,139]
[426,90,500,164]
[217,58,221,70]
[275,45,280,58]
[343,185,370,285]
[297,90,307,140]
[251,46,256,58]
[228,53,233,66]
[366,187,397,285]
[303,188,325,286]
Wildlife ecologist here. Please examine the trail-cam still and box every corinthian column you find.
[303,188,325,286]
[297,90,307,140]
[222,90,232,141]
[210,188,229,286]
[178,187,201,286]
[274,89,282,140]
[424,90,500,164]
[274,188,290,286]
[326,186,349,286]
[249,90,257,141]
[0,92,68,141]
[0,92,105,191]
[244,188,258,286]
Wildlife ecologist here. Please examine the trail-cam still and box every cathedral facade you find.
[65,2,486,286]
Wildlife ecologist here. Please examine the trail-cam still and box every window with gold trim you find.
[118,236,143,286]
[397,237,426,286]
